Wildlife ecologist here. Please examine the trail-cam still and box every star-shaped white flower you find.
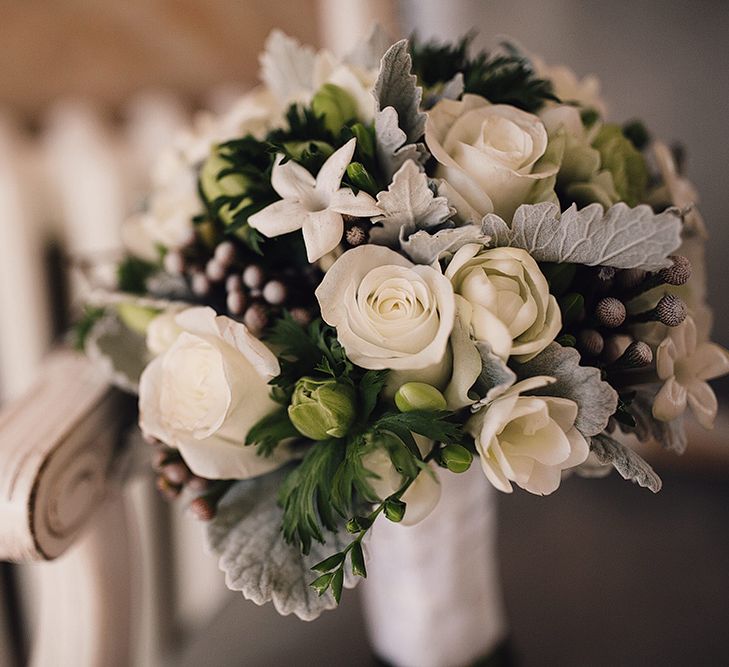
[653,316,729,429]
[248,138,381,262]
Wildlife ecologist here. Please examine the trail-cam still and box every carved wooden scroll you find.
[0,349,128,562]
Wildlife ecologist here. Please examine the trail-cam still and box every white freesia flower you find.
[445,244,561,362]
[316,245,456,371]
[139,307,288,480]
[248,138,381,262]
[361,436,441,526]
[425,94,558,221]
[532,56,607,116]
[653,316,729,429]
[467,377,589,495]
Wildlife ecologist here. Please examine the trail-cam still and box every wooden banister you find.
[0,349,129,562]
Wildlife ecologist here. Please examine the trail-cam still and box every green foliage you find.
[410,34,558,113]
[72,306,105,351]
[592,124,648,207]
[278,441,345,554]
[117,257,156,294]
[245,408,300,457]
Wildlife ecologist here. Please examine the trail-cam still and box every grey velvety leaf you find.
[85,312,149,394]
[373,41,428,180]
[629,385,687,454]
[370,160,454,246]
[482,202,682,271]
[206,470,356,621]
[374,107,428,180]
[589,432,662,492]
[472,342,516,407]
[346,24,392,70]
[401,225,488,264]
[259,30,316,103]
[513,343,618,437]
[374,40,426,143]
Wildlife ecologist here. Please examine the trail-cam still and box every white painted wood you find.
[0,114,52,401]
[0,350,122,562]
[317,0,398,55]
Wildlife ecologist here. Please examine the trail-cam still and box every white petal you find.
[329,188,381,217]
[316,137,357,196]
[693,343,729,381]
[301,209,344,262]
[248,199,305,237]
[177,436,285,480]
[652,378,688,422]
[271,154,315,199]
[687,381,718,430]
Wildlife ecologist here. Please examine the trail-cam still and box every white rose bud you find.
[139,307,289,480]
[425,94,558,221]
[316,245,456,372]
[467,377,589,495]
[445,244,561,362]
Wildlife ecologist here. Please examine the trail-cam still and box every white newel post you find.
[361,465,507,667]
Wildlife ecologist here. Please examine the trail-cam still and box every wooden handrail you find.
[0,349,129,562]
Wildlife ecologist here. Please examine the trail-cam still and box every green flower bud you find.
[200,148,250,225]
[116,303,160,335]
[592,124,648,207]
[440,444,473,473]
[288,377,356,440]
[311,83,358,134]
[394,382,447,413]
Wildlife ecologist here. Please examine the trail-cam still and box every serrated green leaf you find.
[245,408,299,457]
[310,572,334,596]
[311,552,346,573]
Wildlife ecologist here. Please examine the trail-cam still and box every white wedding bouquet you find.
[77,28,729,619]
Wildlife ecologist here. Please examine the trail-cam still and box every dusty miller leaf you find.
[345,24,392,70]
[400,225,488,264]
[84,312,149,394]
[259,30,316,103]
[370,160,453,245]
[206,469,356,622]
[628,385,687,454]
[481,202,682,271]
[590,432,662,493]
[374,40,428,179]
[513,343,618,437]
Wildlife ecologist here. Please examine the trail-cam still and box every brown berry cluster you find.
[565,255,691,383]
[148,436,231,521]
[162,235,322,336]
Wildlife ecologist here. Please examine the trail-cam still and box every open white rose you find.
[467,377,589,495]
[315,245,456,371]
[445,243,561,362]
[139,307,288,480]
[425,94,558,221]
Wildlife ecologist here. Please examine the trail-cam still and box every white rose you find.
[445,244,561,362]
[139,307,288,480]
[361,435,441,526]
[467,377,589,495]
[146,306,188,356]
[425,94,558,221]
[315,245,456,371]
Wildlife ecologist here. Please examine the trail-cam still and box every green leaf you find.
[278,441,345,554]
[371,410,464,446]
[117,257,156,294]
[330,568,344,604]
[310,572,334,596]
[245,408,300,457]
[72,306,105,351]
[558,292,584,326]
[358,370,389,424]
[350,542,367,578]
[311,552,346,573]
